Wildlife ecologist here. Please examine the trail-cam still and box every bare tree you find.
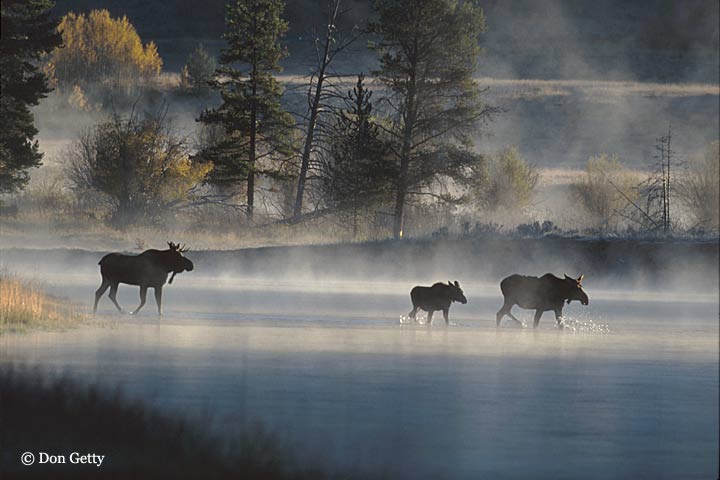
[292,0,362,221]
[619,124,681,234]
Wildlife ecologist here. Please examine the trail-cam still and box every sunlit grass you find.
[0,271,86,333]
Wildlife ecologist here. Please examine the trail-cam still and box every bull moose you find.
[496,273,589,329]
[408,281,467,325]
[93,242,194,315]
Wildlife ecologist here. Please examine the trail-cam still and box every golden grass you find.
[277,74,719,99]
[0,272,87,333]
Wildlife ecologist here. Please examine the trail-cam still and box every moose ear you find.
[454,280,460,287]
[564,274,573,281]
[167,241,173,249]
[448,280,453,286]
[577,274,584,282]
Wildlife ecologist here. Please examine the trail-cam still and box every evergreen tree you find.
[0,0,62,195]
[199,0,293,221]
[180,44,216,95]
[369,0,497,238]
[321,74,394,235]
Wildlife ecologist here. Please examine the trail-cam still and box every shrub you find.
[515,220,560,237]
[570,153,638,229]
[478,147,538,212]
[677,141,719,231]
[66,110,212,227]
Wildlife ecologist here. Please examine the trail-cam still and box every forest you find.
[1,0,718,249]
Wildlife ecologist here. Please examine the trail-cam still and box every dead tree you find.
[619,124,680,234]
[292,0,361,221]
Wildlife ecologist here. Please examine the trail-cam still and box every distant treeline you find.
[52,0,719,80]
[3,236,718,290]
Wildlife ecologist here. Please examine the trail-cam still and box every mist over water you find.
[1,245,718,479]
[3,1,718,478]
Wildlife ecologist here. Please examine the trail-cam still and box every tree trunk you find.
[392,62,417,239]
[246,30,257,222]
[392,158,409,239]
[293,75,324,219]
[247,98,257,222]
[293,0,340,220]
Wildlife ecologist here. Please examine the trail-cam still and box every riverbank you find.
[2,236,717,292]
[0,272,87,334]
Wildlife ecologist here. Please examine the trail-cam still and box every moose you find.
[93,242,194,315]
[408,281,468,325]
[496,273,589,329]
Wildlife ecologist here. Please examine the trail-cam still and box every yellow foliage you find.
[47,9,162,88]
[67,84,91,111]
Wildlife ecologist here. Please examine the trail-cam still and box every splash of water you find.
[560,316,610,333]
[399,313,427,325]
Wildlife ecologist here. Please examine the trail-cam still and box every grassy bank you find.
[0,272,86,333]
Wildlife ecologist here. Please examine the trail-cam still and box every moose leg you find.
[496,307,505,326]
[442,308,450,325]
[131,286,147,315]
[554,308,564,329]
[533,309,543,328]
[154,287,163,316]
[498,303,523,327]
[426,310,434,325]
[93,279,110,314]
[108,283,123,313]
[409,306,418,322]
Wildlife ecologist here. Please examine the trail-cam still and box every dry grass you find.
[0,272,86,333]
[278,74,719,99]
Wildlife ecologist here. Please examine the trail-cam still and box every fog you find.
[3,1,719,478]
[2,249,718,478]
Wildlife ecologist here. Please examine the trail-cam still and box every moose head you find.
[448,280,468,304]
[564,274,589,305]
[166,242,194,283]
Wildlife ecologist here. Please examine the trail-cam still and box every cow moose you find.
[496,273,589,329]
[408,281,467,325]
[93,242,194,315]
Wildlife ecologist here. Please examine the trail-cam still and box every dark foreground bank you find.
[0,367,370,480]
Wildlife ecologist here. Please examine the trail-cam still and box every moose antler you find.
[179,243,190,253]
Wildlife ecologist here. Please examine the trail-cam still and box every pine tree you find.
[199,0,293,221]
[321,74,394,235]
[0,0,62,195]
[369,0,497,238]
[180,44,216,95]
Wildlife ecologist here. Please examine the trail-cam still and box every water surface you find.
[2,277,718,479]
